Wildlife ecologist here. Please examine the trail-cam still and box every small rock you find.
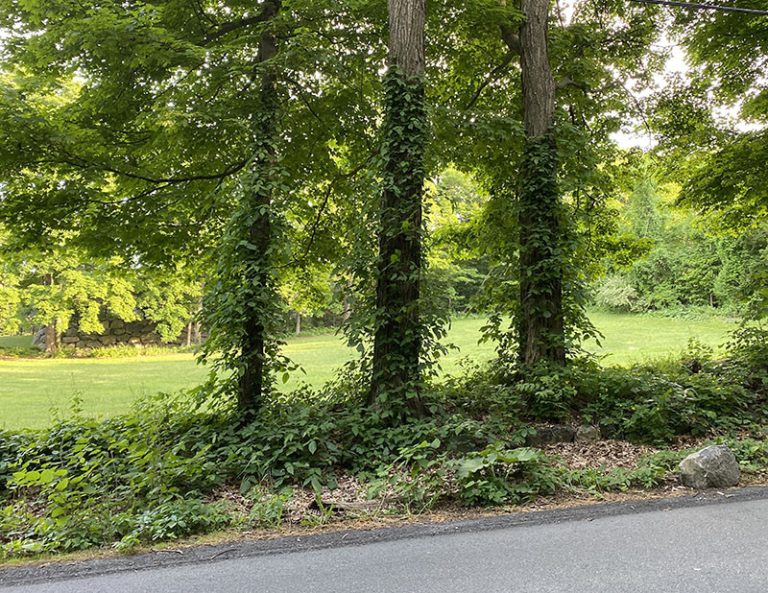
[679,444,740,490]
[526,425,576,447]
[575,425,601,443]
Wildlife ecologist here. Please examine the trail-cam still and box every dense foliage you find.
[0,233,204,348]
[593,169,768,317]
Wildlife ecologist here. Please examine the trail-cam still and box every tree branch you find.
[58,152,249,185]
[465,51,516,110]
[556,76,589,91]
[500,23,521,54]
[204,9,273,44]
[284,158,374,268]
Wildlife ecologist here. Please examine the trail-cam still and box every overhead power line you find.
[629,0,768,15]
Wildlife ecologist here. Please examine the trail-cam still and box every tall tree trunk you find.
[294,311,301,335]
[369,0,427,413]
[517,0,566,367]
[238,0,280,416]
[44,323,58,354]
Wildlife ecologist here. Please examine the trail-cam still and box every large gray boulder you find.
[575,425,601,443]
[679,444,740,490]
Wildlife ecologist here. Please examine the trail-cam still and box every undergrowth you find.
[3,327,768,559]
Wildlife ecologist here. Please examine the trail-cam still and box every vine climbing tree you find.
[200,0,283,417]
[370,0,429,415]
[516,0,566,367]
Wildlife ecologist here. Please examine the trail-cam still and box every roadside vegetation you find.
[3,326,768,558]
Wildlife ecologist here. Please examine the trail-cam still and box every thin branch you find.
[556,76,589,91]
[285,158,374,268]
[499,23,521,54]
[284,77,327,127]
[465,51,516,110]
[150,60,206,103]
[59,154,249,185]
[615,79,653,138]
[191,0,218,27]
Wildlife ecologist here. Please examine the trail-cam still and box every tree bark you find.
[517,0,566,367]
[294,311,301,335]
[369,0,427,413]
[238,0,280,416]
[44,323,58,354]
[519,0,554,138]
[194,295,203,344]
[386,0,426,76]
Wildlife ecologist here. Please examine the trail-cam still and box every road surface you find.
[3,492,768,592]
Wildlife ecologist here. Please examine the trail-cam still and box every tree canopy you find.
[1,0,766,416]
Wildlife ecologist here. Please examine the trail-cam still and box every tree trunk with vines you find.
[370,0,427,414]
[517,0,566,367]
[238,0,280,415]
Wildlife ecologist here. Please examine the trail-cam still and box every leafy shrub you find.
[453,444,558,505]
[579,361,758,444]
[246,486,294,528]
[374,439,448,513]
[0,431,25,497]
[565,450,679,493]
[725,327,768,392]
[116,500,231,550]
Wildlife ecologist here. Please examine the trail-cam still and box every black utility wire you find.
[629,0,768,15]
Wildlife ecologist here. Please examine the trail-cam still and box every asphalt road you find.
[4,494,768,593]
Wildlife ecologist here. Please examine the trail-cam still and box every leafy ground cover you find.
[0,313,735,430]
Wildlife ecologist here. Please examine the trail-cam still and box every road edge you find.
[3,485,768,587]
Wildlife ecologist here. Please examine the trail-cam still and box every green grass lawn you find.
[0,312,736,430]
[0,335,33,349]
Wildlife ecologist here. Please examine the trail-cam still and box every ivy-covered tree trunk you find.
[517,0,566,367]
[369,0,427,413]
[238,0,280,415]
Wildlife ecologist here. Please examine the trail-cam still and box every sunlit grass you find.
[0,312,736,430]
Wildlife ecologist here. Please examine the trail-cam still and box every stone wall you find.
[60,316,182,349]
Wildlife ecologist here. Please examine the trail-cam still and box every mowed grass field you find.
[0,312,736,430]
